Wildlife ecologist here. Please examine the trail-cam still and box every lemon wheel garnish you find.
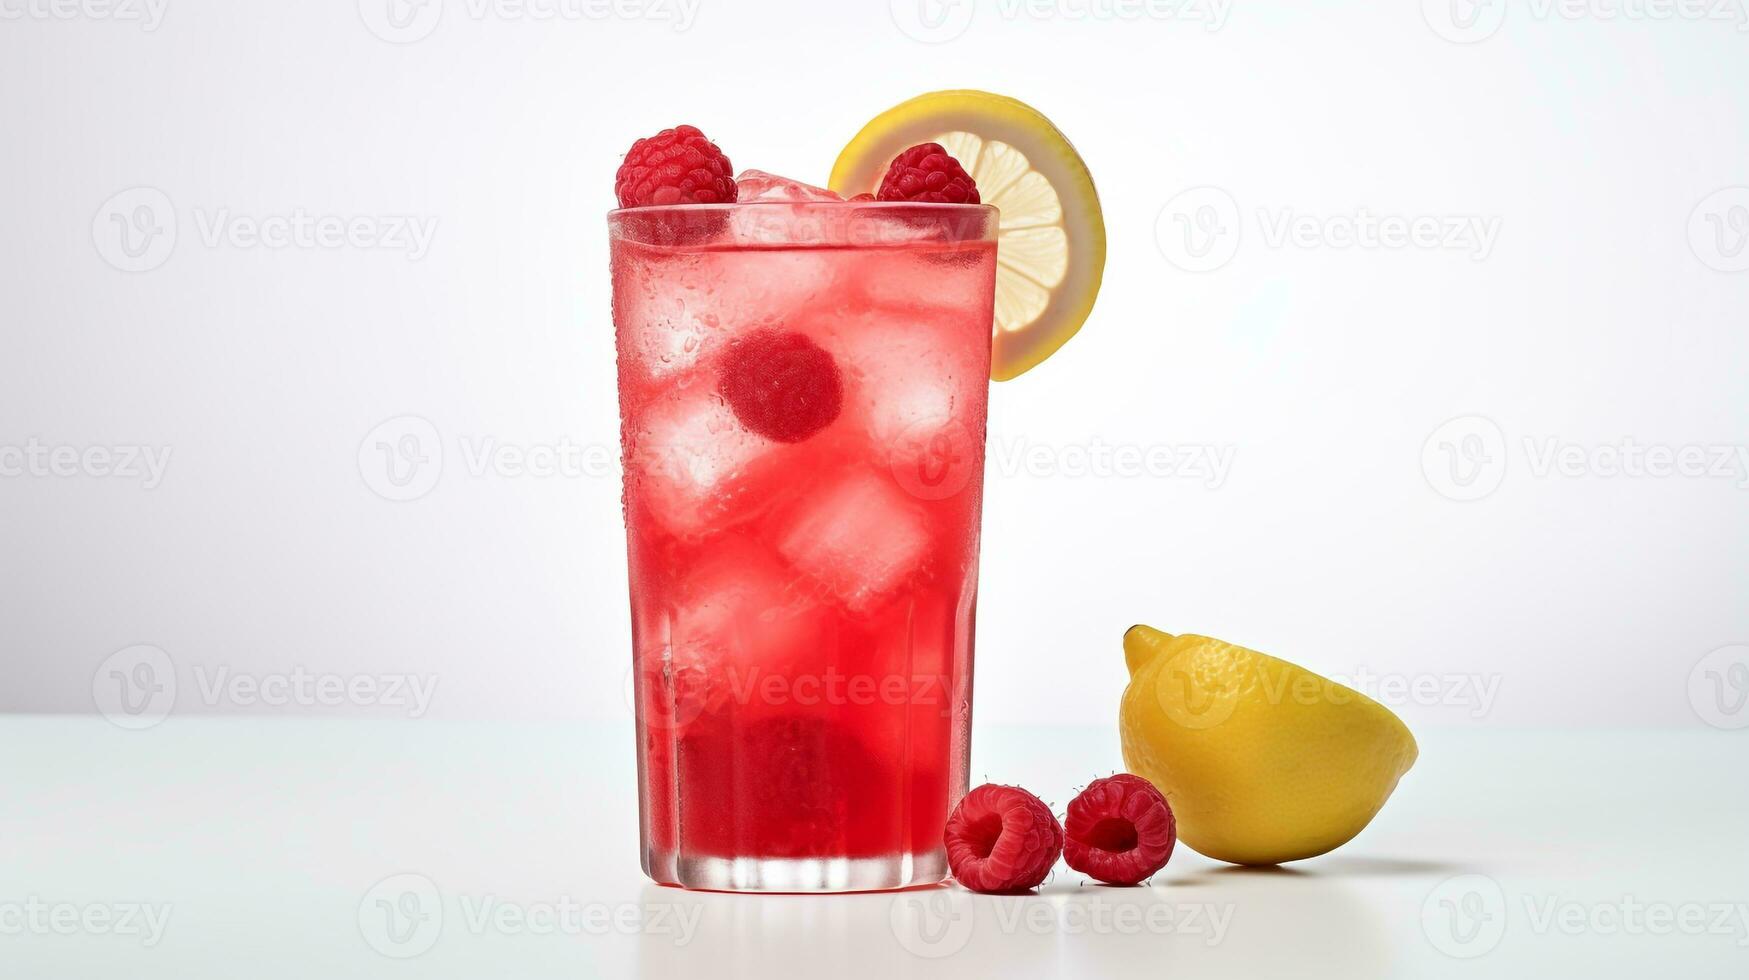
[830,90,1106,381]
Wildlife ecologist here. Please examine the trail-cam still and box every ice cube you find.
[856,245,996,314]
[777,470,931,613]
[614,248,723,380]
[729,171,852,247]
[639,536,821,726]
[816,308,987,446]
[735,169,844,204]
[670,536,818,669]
[616,245,839,382]
[629,381,780,537]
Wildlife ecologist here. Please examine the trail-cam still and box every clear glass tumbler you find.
[611,202,998,891]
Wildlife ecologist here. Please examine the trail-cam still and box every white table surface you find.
[3,718,1745,978]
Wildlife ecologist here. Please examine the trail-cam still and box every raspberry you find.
[1062,774,1177,885]
[615,125,737,208]
[944,784,1063,893]
[875,143,980,204]
[717,331,843,443]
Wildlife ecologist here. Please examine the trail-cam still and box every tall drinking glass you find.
[610,202,998,891]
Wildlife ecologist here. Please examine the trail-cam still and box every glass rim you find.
[608,201,999,247]
[607,201,997,218]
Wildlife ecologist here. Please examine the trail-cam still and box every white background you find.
[4,0,1748,733]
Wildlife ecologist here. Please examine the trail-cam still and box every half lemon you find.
[830,90,1106,381]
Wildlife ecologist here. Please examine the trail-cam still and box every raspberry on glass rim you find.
[614,124,737,208]
[875,142,980,204]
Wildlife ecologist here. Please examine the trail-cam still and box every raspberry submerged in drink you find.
[614,163,996,890]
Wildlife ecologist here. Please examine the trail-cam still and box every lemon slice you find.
[830,90,1106,381]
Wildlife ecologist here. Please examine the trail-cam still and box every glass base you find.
[645,849,948,893]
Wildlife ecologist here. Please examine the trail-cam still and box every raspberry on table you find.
[1062,773,1177,885]
[615,125,738,208]
[875,143,980,204]
[943,783,1063,893]
[716,330,843,443]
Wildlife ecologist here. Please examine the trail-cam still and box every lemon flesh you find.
[831,90,1106,381]
[1119,626,1419,866]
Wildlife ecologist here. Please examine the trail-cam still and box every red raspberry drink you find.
[611,196,997,891]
